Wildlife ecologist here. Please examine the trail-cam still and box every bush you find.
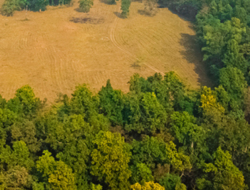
[121,0,131,18]
[1,0,16,16]
[78,0,93,12]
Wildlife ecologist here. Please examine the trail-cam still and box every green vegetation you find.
[1,0,71,16]
[121,0,131,17]
[1,0,250,189]
[78,0,93,12]
[0,66,250,189]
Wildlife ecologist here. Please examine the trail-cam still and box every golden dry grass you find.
[0,0,211,102]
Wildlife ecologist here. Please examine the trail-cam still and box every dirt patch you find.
[70,16,104,24]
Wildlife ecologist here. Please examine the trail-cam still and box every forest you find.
[1,0,250,189]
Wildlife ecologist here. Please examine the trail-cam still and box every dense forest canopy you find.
[1,0,250,189]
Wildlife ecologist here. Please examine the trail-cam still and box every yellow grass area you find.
[0,0,211,102]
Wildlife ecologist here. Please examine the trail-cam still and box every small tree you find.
[78,0,93,12]
[1,0,16,16]
[144,0,158,16]
[121,0,131,18]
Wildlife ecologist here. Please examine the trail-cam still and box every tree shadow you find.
[74,8,83,12]
[114,12,123,18]
[137,9,157,17]
[99,0,116,5]
[138,9,145,15]
[161,6,196,22]
[179,33,213,87]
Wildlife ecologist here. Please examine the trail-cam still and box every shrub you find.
[78,0,93,12]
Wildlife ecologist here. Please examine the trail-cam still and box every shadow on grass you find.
[70,16,105,24]
[138,9,145,15]
[114,11,125,18]
[74,8,89,12]
[99,0,116,5]
[179,33,213,88]
[137,9,157,17]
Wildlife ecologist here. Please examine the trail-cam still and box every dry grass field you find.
[0,0,212,102]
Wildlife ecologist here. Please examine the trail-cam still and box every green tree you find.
[7,85,43,117]
[222,39,247,72]
[131,136,167,169]
[130,162,154,184]
[91,131,131,190]
[196,147,246,190]
[28,0,49,11]
[37,150,77,190]
[98,79,124,126]
[219,66,247,109]
[0,141,34,171]
[124,92,167,134]
[11,120,41,153]
[131,181,165,190]
[170,111,207,162]
[78,0,93,12]
[165,141,192,174]
[1,0,16,16]
[0,166,33,189]
[121,0,131,18]
[159,173,186,190]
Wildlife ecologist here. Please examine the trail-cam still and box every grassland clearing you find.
[0,0,211,102]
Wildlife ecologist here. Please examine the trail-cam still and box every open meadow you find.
[0,0,211,102]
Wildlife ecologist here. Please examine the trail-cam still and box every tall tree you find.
[121,0,131,18]
[91,131,131,190]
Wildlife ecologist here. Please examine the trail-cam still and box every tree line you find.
[0,69,250,189]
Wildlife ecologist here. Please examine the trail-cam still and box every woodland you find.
[1,0,250,189]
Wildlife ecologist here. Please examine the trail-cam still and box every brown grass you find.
[0,0,211,102]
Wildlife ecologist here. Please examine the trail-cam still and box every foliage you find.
[99,79,124,126]
[91,131,131,190]
[121,0,131,18]
[124,92,167,134]
[159,173,186,190]
[196,147,246,190]
[131,136,167,169]
[0,69,249,189]
[37,150,77,190]
[78,0,93,13]
[131,181,165,190]
[130,162,154,184]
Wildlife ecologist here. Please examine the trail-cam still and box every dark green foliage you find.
[11,120,41,153]
[131,136,167,169]
[99,79,124,126]
[196,147,246,190]
[219,66,247,109]
[159,173,186,190]
[123,92,167,134]
[28,0,49,11]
